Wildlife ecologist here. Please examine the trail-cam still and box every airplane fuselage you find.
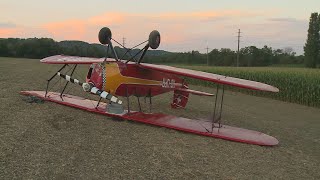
[87,61,185,98]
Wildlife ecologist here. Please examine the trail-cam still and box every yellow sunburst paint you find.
[105,63,161,94]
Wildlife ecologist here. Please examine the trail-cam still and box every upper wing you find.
[41,55,116,64]
[139,63,279,93]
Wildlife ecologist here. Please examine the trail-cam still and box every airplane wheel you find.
[149,30,160,49]
[98,27,112,45]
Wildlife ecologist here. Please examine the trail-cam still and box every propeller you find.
[57,72,122,104]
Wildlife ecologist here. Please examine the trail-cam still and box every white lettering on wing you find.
[162,78,175,88]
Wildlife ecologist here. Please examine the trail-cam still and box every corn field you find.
[177,65,320,108]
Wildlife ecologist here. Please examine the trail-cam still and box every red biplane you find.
[21,27,279,146]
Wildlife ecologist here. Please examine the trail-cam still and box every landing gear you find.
[125,85,153,114]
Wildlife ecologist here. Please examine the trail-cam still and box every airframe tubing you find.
[45,64,67,97]
[60,64,78,98]
[138,44,150,64]
[211,84,225,133]
[107,39,119,61]
[218,85,225,128]
[126,85,130,113]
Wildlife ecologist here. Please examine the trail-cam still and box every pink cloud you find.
[88,12,126,25]
[0,28,18,37]
[43,20,87,40]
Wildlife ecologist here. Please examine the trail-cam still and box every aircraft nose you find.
[88,64,104,90]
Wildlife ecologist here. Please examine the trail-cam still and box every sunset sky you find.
[1,0,319,54]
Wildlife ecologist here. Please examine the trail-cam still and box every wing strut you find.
[60,64,78,99]
[148,88,152,113]
[211,85,225,132]
[45,64,67,98]
[126,85,130,113]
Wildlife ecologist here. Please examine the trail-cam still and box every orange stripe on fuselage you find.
[105,63,161,95]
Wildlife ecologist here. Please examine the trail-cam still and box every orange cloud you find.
[149,10,269,23]
[88,12,126,25]
[43,20,86,40]
[192,10,265,18]
[42,12,128,41]
[0,28,18,37]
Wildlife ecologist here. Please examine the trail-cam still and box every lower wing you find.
[41,55,116,64]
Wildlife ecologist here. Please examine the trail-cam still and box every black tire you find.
[148,30,160,49]
[98,27,112,45]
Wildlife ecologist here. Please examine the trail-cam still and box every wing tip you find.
[265,86,279,93]
[40,55,62,63]
[272,87,280,93]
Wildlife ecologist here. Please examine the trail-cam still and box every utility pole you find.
[122,37,126,47]
[206,41,209,66]
[206,48,210,66]
[237,29,241,67]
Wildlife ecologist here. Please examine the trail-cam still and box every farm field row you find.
[173,65,320,108]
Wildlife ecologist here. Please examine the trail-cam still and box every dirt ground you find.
[0,57,319,179]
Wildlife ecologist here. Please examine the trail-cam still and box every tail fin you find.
[171,83,214,109]
[171,89,189,109]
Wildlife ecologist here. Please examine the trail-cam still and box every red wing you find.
[139,63,279,93]
[41,55,116,64]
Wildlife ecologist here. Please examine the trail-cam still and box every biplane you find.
[21,27,279,146]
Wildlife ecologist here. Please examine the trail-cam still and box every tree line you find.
[304,12,320,68]
[144,46,303,66]
[0,38,168,59]
[0,37,305,67]
[0,38,106,59]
